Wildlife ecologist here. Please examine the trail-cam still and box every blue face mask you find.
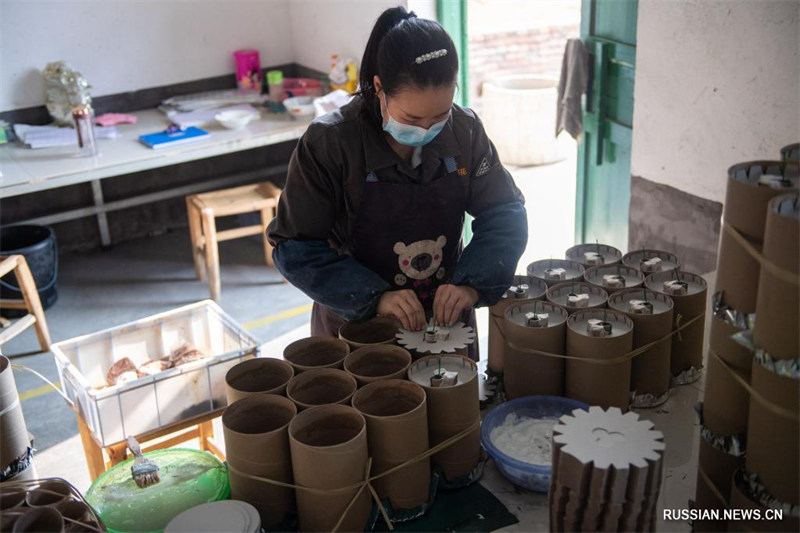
[381,95,449,147]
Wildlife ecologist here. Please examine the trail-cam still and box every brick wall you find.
[468,24,580,113]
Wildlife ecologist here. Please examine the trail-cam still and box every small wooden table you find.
[76,408,226,481]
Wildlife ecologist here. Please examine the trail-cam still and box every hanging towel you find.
[556,38,590,140]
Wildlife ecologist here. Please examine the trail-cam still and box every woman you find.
[267,7,527,359]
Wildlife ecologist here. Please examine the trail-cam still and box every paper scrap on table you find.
[95,113,138,127]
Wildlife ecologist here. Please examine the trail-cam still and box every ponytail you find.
[358,6,459,118]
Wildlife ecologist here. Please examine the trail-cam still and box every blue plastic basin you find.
[481,396,589,492]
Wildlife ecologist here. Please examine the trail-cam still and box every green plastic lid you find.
[266,70,283,85]
[85,448,230,533]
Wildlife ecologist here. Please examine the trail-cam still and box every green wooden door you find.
[575,0,638,251]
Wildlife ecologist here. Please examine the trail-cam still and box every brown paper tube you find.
[782,143,800,163]
[728,467,800,533]
[622,249,680,273]
[225,357,295,403]
[753,194,799,360]
[352,379,430,511]
[0,356,30,473]
[608,289,673,405]
[565,309,634,411]
[546,282,608,314]
[703,351,751,437]
[645,271,708,377]
[696,437,744,511]
[714,227,762,315]
[10,507,64,533]
[24,480,71,508]
[725,160,798,240]
[709,316,752,372]
[745,361,799,505]
[488,275,548,374]
[584,265,645,294]
[408,355,480,482]
[286,368,357,411]
[339,316,401,350]
[283,337,350,373]
[527,259,585,288]
[289,404,371,533]
[55,500,90,524]
[223,394,297,527]
[503,301,569,398]
[1,512,22,532]
[0,488,26,510]
[565,243,622,267]
[344,345,412,386]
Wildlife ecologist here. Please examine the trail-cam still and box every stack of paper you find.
[13,124,119,149]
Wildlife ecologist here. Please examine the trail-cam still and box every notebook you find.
[138,127,210,150]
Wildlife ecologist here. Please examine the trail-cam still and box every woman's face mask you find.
[379,91,451,148]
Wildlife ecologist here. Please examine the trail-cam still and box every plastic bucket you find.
[0,225,58,317]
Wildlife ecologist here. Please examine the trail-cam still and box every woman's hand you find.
[377,290,426,331]
[434,285,479,326]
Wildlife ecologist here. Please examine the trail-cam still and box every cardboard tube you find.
[503,301,569,398]
[725,161,798,240]
[223,394,297,527]
[709,316,752,372]
[286,368,357,411]
[10,507,64,533]
[527,259,585,288]
[695,437,744,512]
[546,282,608,315]
[753,194,799,360]
[352,379,430,511]
[566,309,634,411]
[339,316,401,350]
[283,337,350,373]
[622,249,680,273]
[0,356,30,475]
[344,345,412,387]
[608,289,673,403]
[225,357,294,403]
[488,275,548,374]
[714,228,762,315]
[645,271,708,376]
[565,243,622,267]
[728,467,800,533]
[289,404,371,533]
[24,480,71,508]
[584,265,645,294]
[56,500,91,524]
[745,361,799,505]
[408,355,480,483]
[703,351,750,437]
[0,488,26,510]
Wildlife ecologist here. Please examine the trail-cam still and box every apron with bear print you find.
[311,160,478,360]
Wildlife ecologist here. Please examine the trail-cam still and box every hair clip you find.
[415,49,448,64]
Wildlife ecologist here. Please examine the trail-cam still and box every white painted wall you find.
[288,0,406,75]
[631,0,800,204]
[1,0,293,111]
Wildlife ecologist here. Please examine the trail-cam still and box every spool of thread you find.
[503,301,569,398]
[487,275,547,374]
[565,309,634,411]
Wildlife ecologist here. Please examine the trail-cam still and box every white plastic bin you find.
[481,75,567,166]
[52,300,260,446]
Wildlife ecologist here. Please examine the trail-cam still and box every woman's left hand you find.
[433,284,479,326]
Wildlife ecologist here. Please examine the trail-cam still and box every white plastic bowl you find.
[283,96,315,117]
[215,109,259,130]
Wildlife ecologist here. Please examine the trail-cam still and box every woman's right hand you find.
[377,290,426,331]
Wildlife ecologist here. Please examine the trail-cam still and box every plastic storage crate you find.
[52,300,260,447]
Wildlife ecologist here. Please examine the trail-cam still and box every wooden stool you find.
[186,182,282,301]
[0,255,51,352]
[76,409,226,481]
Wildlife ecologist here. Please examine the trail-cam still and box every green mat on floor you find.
[372,482,519,533]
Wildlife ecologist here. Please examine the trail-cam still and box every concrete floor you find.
[3,148,701,531]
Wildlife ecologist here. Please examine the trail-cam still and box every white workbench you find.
[0,108,310,244]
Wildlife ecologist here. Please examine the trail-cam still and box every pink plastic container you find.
[283,78,323,98]
[234,50,262,92]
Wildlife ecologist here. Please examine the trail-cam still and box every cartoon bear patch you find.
[393,236,447,284]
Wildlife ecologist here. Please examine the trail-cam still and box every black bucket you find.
[0,225,58,318]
